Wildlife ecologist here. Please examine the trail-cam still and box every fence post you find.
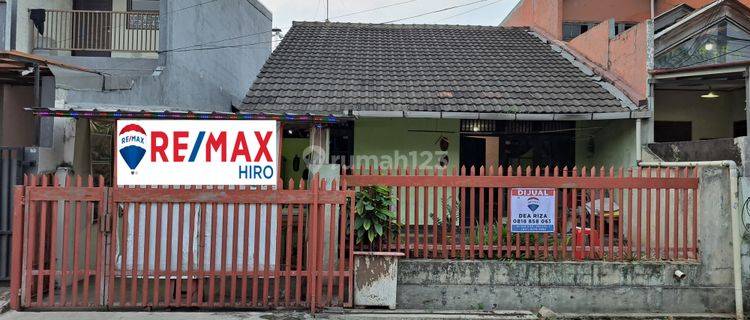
[9,186,24,310]
[309,175,319,313]
[99,186,111,306]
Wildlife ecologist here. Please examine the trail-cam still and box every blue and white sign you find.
[510,188,556,233]
[116,120,278,186]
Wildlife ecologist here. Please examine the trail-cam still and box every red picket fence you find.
[10,174,354,313]
[9,165,702,311]
[343,165,700,262]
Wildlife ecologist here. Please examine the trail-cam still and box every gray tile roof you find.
[240,22,634,115]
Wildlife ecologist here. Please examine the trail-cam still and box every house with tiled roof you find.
[240,21,647,182]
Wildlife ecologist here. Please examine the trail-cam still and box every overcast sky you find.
[261,0,521,35]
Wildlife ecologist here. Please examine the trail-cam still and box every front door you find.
[73,0,112,56]
[459,136,486,171]
[459,136,486,225]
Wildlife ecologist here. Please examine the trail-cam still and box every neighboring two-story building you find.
[0,0,273,182]
[503,0,750,173]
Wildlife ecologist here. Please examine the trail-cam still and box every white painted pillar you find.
[636,118,642,164]
[309,125,330,167]
[308,125,341,268]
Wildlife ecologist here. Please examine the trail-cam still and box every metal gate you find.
[0,148,24,281]
[10,174,354,312]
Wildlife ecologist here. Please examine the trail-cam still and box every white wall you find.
[160,0,273,109]
[58,0,273,111]
[14,0,72,53]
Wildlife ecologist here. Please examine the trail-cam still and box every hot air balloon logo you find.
[527,197,540,212]
[118,124,147,174]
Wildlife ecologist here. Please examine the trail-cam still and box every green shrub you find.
[354,186,399,245]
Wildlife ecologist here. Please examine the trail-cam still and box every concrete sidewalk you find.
[0,311,312,320]
[0,310,536,320]
[0,310,736,320]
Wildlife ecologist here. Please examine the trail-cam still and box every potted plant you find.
[352,185,403,309]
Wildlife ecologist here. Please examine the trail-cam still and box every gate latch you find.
[100,211,112,233]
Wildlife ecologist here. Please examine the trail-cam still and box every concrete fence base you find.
[397,260,734,313]
[397,167,739,314]
[397,167,750,313]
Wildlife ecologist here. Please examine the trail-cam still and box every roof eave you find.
[651,60,750,77]
[27,106,353,123]
[654,3,695,21]
[352,110,651,120]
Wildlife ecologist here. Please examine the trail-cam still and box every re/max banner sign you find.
[116,120,278,186]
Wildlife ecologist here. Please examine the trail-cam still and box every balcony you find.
[32,9,159,55]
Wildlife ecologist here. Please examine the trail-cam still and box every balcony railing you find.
[32,9,159,54]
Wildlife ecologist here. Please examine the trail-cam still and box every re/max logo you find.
[149,130,274,163]
[120,135,145,144]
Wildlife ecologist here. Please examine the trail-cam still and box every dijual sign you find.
[510,188,556,233]
[116,120,278,186]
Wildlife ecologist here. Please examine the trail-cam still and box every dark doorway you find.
[654,121,692,142]
[459,135,487,226]
[735,120,747,138]
[459,136,486,172]
[329,121,354,169]
[73,0,112,57]
[459,120,575,170]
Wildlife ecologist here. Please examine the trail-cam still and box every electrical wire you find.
[89,33,278,72]
[314,0,323,20]
[47,0,221,47]
[244,0,272,21]
[332,0,418,19]
[159,0,283,53]
[162,0,222,16]
[381,0,490,24]
[158,29,275,53]
[164,0,493,53]
[166,39,281,53]
[678,41,750,69]
[666,6,723,67]
[333,0,350,16]
[164,0,498,52]
[61,0,272,55]
[436,0,504,22]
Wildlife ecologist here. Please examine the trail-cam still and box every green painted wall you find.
[351,118,638,225]
[353,118,461,171]
[354,118,461,225]
[575,119,637,169]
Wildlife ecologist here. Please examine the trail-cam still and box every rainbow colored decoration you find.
[31,108,345,123]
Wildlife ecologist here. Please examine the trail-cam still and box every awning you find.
[0,51,99,85]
